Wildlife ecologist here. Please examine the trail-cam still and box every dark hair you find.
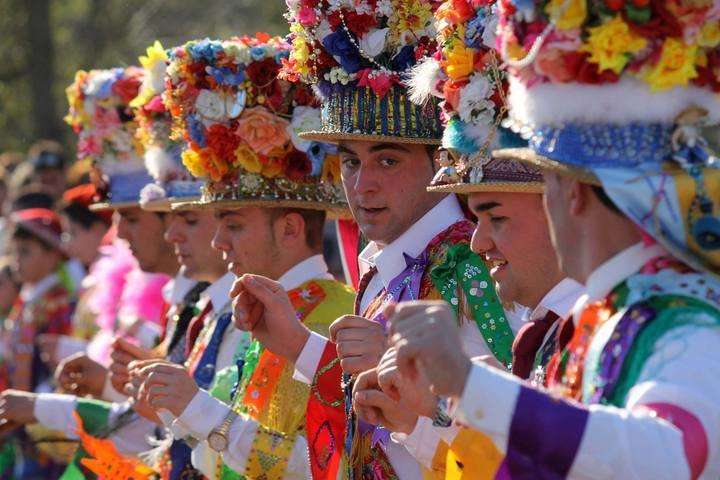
[11,191,55,212]
[62,202,110,229]
[28,139,67,171]
[592,185,622,215]
[11,226,56,251]
[267,207,327,252]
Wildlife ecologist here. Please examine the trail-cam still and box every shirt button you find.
[475,409,483,420]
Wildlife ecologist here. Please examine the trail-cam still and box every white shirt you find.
[173,255,333,479]
[32,271,239,458]
[454,242,720,479]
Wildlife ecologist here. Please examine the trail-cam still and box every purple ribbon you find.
[498,386,589,479]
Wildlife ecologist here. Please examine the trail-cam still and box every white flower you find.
[167,62,181,85]
[146,60,167,96]
[84,70,118,98]
[457,74,494,123]
[195,89,246,123]
[225,43,252,64]
[287,106,322,152]
[111,128,135,153]
[376,0,393,17]
[482,11,499,49]
[315,20,333,44]
[359,28,388,58]
[285,0,301,13]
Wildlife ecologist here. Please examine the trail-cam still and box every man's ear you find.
[568,179,590,217]
[274,211,306,248]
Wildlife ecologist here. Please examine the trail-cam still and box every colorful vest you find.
[209,279,355,480]
[307,220,513,480]
[495,260,720,478]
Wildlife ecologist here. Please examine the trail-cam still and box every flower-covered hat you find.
[492,0,720,276]
[282,0,445,144]
[66,67,152,211]
[131,41,204,212]
[163,35,349,217]
[409,0,543,193]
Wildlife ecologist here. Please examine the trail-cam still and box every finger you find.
[336,339,382,359]
[229,278,244,298]
[353,368,379,395]
[110,350,136,367]
[394,340,420,381]
[143,371,181,388]
[339,356,377,375]
[113,337,153,361]
[388,301,445,334]
[335,327,383,343]
[329,315,374,342]
[240,275,285,304]
[353,389,398,427]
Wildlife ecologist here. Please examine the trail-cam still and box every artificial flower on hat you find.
[492,0,720,276]
[281,0,446,142]
[66,66,152,210]
[131,41,204,210]
[163,34,347,216]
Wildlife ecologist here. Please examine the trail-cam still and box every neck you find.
[373,194,448,250]
[155,251,181,277]
[576,222,641,284]
[270,249,318,281]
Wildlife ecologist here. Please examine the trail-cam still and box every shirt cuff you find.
[55,336,88,363]
[34,393,78,437]
[454,361,520,438]
[174,389,230,441]
[292,331,328,385]
[391,417,450,469]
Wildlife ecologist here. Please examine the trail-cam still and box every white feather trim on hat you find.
[407,57,444,105]
[144,146,182,183]
[508,77,720,128]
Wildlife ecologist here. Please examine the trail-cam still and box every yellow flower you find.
[443,42,475,81]
[290,36,311,75]
[698,21,720,48]
[644,38,699,91]
[234,143,263,174]
[582,16,647,74]
[262,158,284,178]
[545,0,587,31]
[182,149,207,178]
[322,154,341,184]
[131,41,169,108]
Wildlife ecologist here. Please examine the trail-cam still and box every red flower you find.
[112,76,142,104]
[576,54,620,84]
[344,11,377,36]
[206,123,241,163]
[451,0,476,22]
[246,58,280,87]
[143,95,166,113]
[285,150,312,181]
[293,84,319,107]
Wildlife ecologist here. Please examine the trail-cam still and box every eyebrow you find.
[337,143,412,155]
[471,201,502,212]
[215,210,242,220]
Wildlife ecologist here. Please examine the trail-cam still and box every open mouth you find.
[487,258,508,276]
[358,206,387,217]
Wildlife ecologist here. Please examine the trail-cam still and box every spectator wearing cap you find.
[27,140,68,200]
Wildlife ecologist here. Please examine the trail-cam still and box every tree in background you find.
[0,0,286,153]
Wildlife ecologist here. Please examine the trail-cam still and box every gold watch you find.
[207,410,238,452]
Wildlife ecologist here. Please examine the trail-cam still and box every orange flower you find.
[236,106,291,157]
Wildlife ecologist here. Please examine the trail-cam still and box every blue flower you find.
[207,66,245,86]
[187,114,207,148]
[250,46,267,61]
[465,11,488,48]
[95,69,124,99]
[443,118,477,155]
[306,142,338,176]
[188,39,223,64]
[322,31,361,74]
[391,46,415,72]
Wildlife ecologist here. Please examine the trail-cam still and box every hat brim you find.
[89,201,139,212]
[141,196,202,213]
[299,130,442,145]
[493,148,601,186]
[427,181,545,194]
[171,197,352,220]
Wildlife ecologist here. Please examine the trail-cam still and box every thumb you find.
[115,337,147,360]
[241,275,286,306]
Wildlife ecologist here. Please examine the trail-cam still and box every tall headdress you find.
[492,0,720,275]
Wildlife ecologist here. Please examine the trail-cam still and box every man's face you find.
[10,238,59,284]
[468,191,561,308]
[116,207,168,272]
[165,210,227,282]
[61,217,106,267]
[212,207,281,278]
[36,168,66,199]
[542,172,576,278]
[338,141,441,246]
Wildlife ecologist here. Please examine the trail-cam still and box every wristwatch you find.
[207,410,238,452]
[431,397,453,428]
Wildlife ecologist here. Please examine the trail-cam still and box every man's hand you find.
[388,301,472,398]
[376,347,436,418]
[352,369,417,434]
[55,352,107,397]
[0,390,38,427]
[329,315,386,375]
[130,360,198,418]
[109,337,158,394]
[230,274,310,363]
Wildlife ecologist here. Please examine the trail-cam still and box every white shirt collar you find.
[585,242,668,302]
[20,272,59,303]
[358,194,464,288]
[528,278,585,322]
[278,254,333,290]
[203,272,235,313]
[163,273,197,305]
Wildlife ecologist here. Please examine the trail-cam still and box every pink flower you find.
[297,6,317,26]
[357,69,397,97]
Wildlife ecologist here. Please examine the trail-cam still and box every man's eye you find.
[490,216,508,225]
[379,157,398,167]
[341,156,360,169]
[226,223,242,231]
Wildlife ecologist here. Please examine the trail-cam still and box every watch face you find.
[208,432,228,452]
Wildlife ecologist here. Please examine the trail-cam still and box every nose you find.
[116,214,130,241]
[164,217,184,244]
[351,163,379,195]
[470,220,494,255]
[211,224,229,253]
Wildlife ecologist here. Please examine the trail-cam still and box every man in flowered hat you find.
[350,2,584,476]
[122,35,355,480]
[223,3,525,479]
[384,1,720,478]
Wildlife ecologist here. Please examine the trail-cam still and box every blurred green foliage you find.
[0,0,287,156]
